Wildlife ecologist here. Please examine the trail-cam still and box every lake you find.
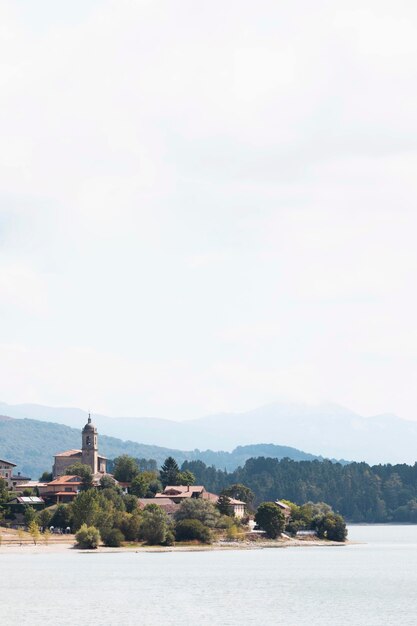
[1,525,417,625]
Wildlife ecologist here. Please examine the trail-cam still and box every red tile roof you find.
[54,449,82,458]
[138,498,179,515]
[47,475,82,486]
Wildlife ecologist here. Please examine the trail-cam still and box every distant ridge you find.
[1,399,416,464]
[0,415,333,479]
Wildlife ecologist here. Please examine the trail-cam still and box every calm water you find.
[1,525,417,626]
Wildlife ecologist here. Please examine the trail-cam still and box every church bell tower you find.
[81,414,98,474]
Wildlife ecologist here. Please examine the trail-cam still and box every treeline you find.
[181,457,417,522]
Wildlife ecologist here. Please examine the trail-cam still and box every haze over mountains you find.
[1,400,416,465]
[0,416,323,479]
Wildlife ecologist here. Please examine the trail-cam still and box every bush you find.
[315,513,347,542]
[103,528,125,547]
[75,524,101,549]
[216,515,234,529]
[226,524,244,541]
[174,499,220,528]
[175,519,212,543]
[163,530,175,546]
[119,512,142,541]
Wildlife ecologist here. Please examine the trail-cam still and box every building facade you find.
[0,458,16,489]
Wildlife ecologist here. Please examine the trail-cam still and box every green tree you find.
[71,490,102,531]
[160,457,180,488]
[175,519,211,543]
[99,475,120,491]
[130,474,148,497]
[147,478,163,497]
[255,502,285,539]
[119,511,142,541]
[139,504,169,545]
[75,524,101,549]
[113,455,139,482]
[24,506,37,527]
[315,512,347,542]
[39,471,53,482]
[37,508,52,530]
[175,498,220,528]
[50,504,72,530]
[28,520,40,545]
[217,493,233,516]
[0,477,8,503]
[102,528,124,547]
[66,463,93,491]
[222,484,254,510]
[0,477,10,522]
[123,494,139,513]
[177,470,195,486]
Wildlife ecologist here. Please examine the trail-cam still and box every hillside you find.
[1,400,416,464]
[0,417,325,479]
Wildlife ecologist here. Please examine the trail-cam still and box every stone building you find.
[52,416,107,478]
[0,458,16,489]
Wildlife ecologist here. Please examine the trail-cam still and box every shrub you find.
[163,530,175,546]
[103,528,125,547]
[226,524,244,541]
[315,513,347,542]
[175,519,212,543]
[174,499,220,528]
[75,524,101,549]
[119,512,142,541]
[216,515,234,529]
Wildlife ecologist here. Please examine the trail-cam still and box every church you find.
[52,415,107,478]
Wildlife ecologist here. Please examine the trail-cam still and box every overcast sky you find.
[1,0,417,420]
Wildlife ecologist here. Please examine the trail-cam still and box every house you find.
[225,497,246,519]
[38,475,83,504]
[154,485,246,518]
[0,458,16,489]
[156,485,218,503]
[275,500,292,519]
[138,497,179,516]
[52,416,107,478]
[11,472,32,491]
[12,481,48,492]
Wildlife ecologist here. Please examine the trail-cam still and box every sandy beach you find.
[0,527,347,554]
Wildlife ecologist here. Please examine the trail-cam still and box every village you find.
[0,416,346,548]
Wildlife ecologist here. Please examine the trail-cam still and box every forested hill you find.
[181,457,417,523]
[0,416,325,478]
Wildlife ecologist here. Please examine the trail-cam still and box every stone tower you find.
[81,415,98,474]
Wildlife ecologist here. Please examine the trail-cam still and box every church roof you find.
[0,458,16,466]
[54,449,82,458]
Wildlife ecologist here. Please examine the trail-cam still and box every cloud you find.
[1,0,417,421]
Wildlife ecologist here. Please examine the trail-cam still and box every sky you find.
[1,0,417,420]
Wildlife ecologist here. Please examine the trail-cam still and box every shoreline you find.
[0,536,350,555]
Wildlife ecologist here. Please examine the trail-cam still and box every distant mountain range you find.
[0,415,324,479]
[0,400,416,465]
